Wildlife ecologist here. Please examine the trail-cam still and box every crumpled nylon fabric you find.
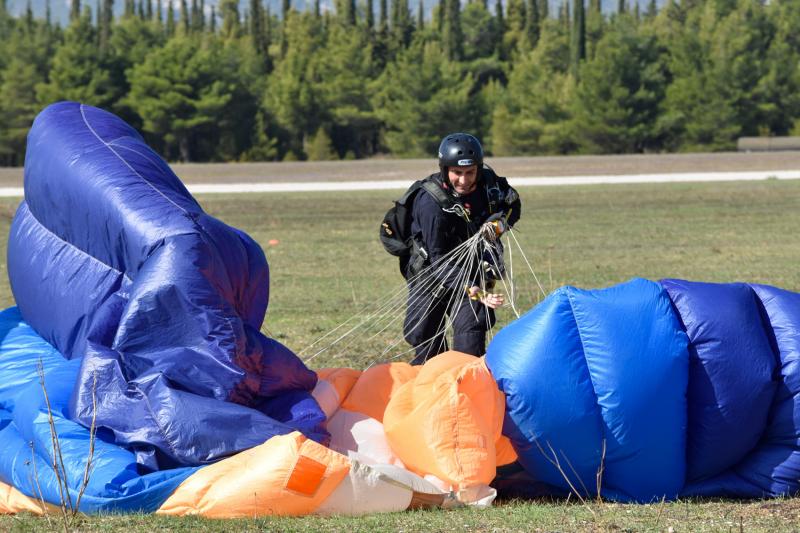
[0,307,198,513]
[488,277,800,501]
[8,102,327,470]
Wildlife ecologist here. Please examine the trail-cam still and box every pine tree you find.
[379,0,388,30]
[417,0,423,29]
[280,0,290,56]
[39,7,118,109]
[504,0,526,54]
[391,0,412,47]
[372,40,486,155]
[251,0,270,59]
[264,5,271,41]
[585,0,603,58]
[191,0,199,32]
[166,0,175,35]
[0,56,42,164]
[0,0,8,30]
[494,0,504,31]
[572,17,667,152]
[99,0,113,55]
[71,0,81,21]
[538,0,548,20]
[180,0,189,33]
[345,0,357,25]
[490,19,574,154]
[442,0,463,60]
[617,0,625,15]
[22,0,32,29]
[219,0,240,37]
[570,0,585,78]
[127,37,257,161]
[306,127,337,160]
[646,0,657,18]
[462,0,498,60]
[264,11,326,158]
[366,0,374,28]
[525,0,540,49]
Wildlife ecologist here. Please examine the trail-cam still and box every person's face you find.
[447,165,478,195]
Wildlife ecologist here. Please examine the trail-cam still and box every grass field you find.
[1,179,800,530]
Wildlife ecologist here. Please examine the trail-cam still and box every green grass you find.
[3,498,800,531]
[195,180,800,369]
[1,179,800,530]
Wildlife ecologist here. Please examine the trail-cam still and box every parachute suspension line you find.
[481,238,521,319]
[506,236,519,317]
[310,236,474,353]
[372,231,490,367]
[507,228,547,299]
[302,226,546,367]
[379,233,485,366]
[349,254,461,348]
[300,235,481,362]
[303,247,468,363]
[372,246,476,363]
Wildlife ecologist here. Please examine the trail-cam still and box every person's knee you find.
[452,330,486,356]
[409,334,447,365]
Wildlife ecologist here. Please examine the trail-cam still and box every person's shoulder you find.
[415,186,444,211]
[481,165,507,184]
[413,174,449,214]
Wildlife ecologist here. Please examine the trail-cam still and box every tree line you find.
[0,0,799,165]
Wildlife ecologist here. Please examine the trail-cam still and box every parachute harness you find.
[300,227,547,367]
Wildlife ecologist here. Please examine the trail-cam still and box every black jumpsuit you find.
[402,170,521,365]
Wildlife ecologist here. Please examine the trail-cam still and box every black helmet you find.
[438,133,484,169]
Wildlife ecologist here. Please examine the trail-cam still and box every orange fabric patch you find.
[383,351,512,490]
[157,432,351,517]
[286,455,328,497]
[341,363,419,422]
[0,481,56,515]
[317,367,362,403]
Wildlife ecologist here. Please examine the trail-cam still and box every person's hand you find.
[480,222,497,241]
[480,219,506,241]
[480,212,508,241]
[467,286,505,309]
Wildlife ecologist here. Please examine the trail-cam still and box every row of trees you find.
[1,0,799,164]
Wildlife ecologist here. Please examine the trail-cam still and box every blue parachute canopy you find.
[8,102,327,471]
[0,308,198,513]
[487,278,800,501]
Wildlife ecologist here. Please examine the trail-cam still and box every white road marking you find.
[2,170,798,197]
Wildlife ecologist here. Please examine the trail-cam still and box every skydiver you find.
[386,133,522,365]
